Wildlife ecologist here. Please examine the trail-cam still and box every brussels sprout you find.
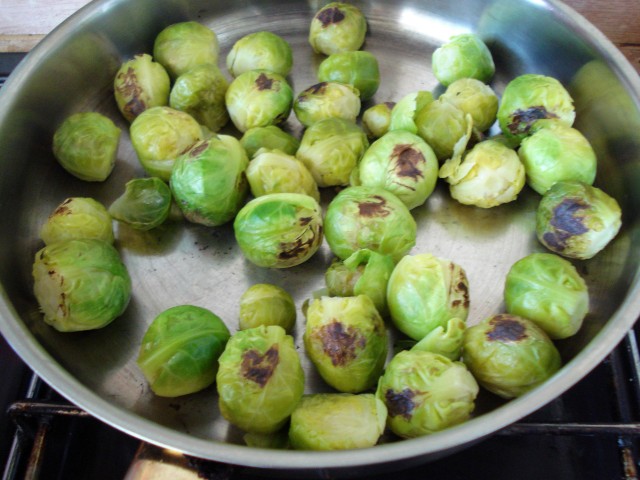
[411,317,466,361]
[239,283,297,332]
[289,393,387,450]
[113,53,171,122]
[497,74,575,142]
[32,239,131,332]
[432,33,495,87]
[308,2,367,55]
[353,130,439,210]
[296,117,369,187]
[439,139,525,208]
[439,77,498,132]
[246,149,320,201]
[170,135,248,227]
[415,97,471,162]
[39,197,114,245]
[304,295,388,393]
[216,325,305,434]
[108,177,172,231]
[362,101,395,139]
[52,112,121,182]
[226,31,293,78]
[324,186,416,262]
[536,180,622,260]
[317,51,380,101]
[325,249,395,317]
[153,21,219,80]
[240,125,300,159]
[225,70,294,133]
[387,253,469,341]
[130,106,203,182]
[388,90,434,135]
[233,193,323,268]
[518,120,597,195]
[137,305,230,397]
[377,350,479,438]
[293,82,361,128]
[504,253,589,339]
[169,63,229,133]
[462,314,562,398]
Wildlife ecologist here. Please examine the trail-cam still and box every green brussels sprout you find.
[169,63,229,133]
[240,125,300,159]
[239,283,296,332]
[439,77,498,132]
[432,33,495,87]
[462,314,562,399]
[246,149,320,201]
[387,253,469,341]
[317,50,380,101]
[362,101,395,139]
[170,135,249,227]
[439,139,525,208]
[324,186,416,262]
[225,70,294,133]
[153,21,219,80]
[289,393,387,450]
[108,177,172,231]
[233,193,324,268]
[226,31,293,78]
[497,74,576,142]
[415,97,471,162]
[130,106,203,182]
[411,317,466,361]
[113,53,171,123]
[52,112,121,182]
[518,120,597,195]
[388,90,434,135]
[296,117,369,187]
[39,197,114,245]
[304,295,388,393]
[353,130,439,210]
[32,239,131,332]
[216,325,305,434]
[137,305,230,397]
[293,82,361,128]
[536,180,622,260]
[504,253,589,339]
[377,350,478,438]
[308,2,367,55]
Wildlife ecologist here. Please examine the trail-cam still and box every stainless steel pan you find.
[1,0,640,474]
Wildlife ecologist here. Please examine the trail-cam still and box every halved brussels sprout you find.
[170,135,249,227]
[137,305,230,397]
[411,317,466,361]
[239,283,296,333]
[216,325,305,434]
[108,177,172,231]
[505,253,589,339]
[308,2,367,55]
[39,197,114,245]
[388,90,434,135]
[362,102,395,139]
[52,112,121,182]
[304,295,388,393]
[415,97,471,162]
[32,239,131,332]
[377,350,478,438]
[153,21,219,80]
[113,53,171,122]
[293,82,361,128]
[324,186,416,262]
[130,106,203,182]
[432,33,495,87]
[289,393,387,450]
[240,125,300,159]
[225,70,293,133]
[233,193,324,268]
[317,50,380,101]
[387,253,469,341]
[296,117,369,187]
[439,77,498,132]
[462,313,562,399]
[226,31,293,77]
[536,180,622,260]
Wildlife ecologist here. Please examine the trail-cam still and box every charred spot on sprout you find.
[277,226,322,260]
[188,141,210,157]
[542,199,590,250]
[487,315,528,342]
[299,216,312,226]
[116,67,147,118]
[317,320,366,366]
[392,145,425,180]
[255,73,274,91]
[241,346,280,387]
[304,82,328,97]
[358,196,391,217]
[317,7,345,27]
[385,388,416,419]
[508,107,558,135]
